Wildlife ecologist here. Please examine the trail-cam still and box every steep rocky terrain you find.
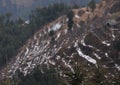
[0,0,120,84]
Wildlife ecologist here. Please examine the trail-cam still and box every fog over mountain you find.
[0,0,100,19]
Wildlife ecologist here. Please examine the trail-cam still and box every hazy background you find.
[0,0,101,20]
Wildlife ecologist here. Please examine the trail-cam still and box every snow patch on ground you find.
[93,53,101,60]
[62,58,74,73]
[25,48,29,56]
[55,33,61,40]
[102,41,111,46]
[66,18,68,22]
[49,60,56,66]
[56,56,61,60]
[81,35,86,46]
[85,11,91,14]
[75,39,97,65]
[76,47,97,65]
[105,53,109,58]
[34,35,37,40]
[74,40,79,47]
[111,31,115,41]
[76,23,81,28]
[25,20,30,24]
[74,14,80,18]
[50,23,62,31]
[115,64,120,71]
[64,29,68,34]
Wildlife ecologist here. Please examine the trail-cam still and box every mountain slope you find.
[0,0,120,84]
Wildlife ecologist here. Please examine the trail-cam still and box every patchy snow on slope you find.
[81,37,86,46]
[76,23,81,28]
[25,20,30,24]
[50,23,62,31]
[27,61,32,68]
[25,48,29,56]
[111,31,115,41]
[39,33,42,37]
[76,47,97,65]
[43,30,47,35]
[85,11,91,14]
[34,35,37,40]
[102,41,111,46]
[93,53,101,60]
[115,64,120,71]
[74,40,79,47]
[56,55,61,60]
[64,29,68,34]
[88,45,100,52]
[62,58,74,73]
[105,53,109,58]
[24,70,28,76]
[55,33,61,40]
[66,18,68,22]
[49,60,56,66]
[74,14,80,18]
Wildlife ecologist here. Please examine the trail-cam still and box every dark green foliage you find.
[13,66,63,85]
[1,66,120,85]
[50,37,55,43]
[0,17,33,66]
[30,3,70,29]
[67,10,74,30]
[17,18,24,24]
[88,0,96,12]
[49,30,54,36]
[73,4,80,9]
[113,40,120,51]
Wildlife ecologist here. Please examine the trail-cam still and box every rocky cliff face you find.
[1,0,120,83]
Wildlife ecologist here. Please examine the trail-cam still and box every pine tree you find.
[67,10,74,30]
[88,0,96,13]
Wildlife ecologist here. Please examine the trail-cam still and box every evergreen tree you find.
[67,10,74,30]
[88,0,96,13]
[113,40,120,51]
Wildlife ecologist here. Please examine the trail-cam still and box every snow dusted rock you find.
[49,23,62,32]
